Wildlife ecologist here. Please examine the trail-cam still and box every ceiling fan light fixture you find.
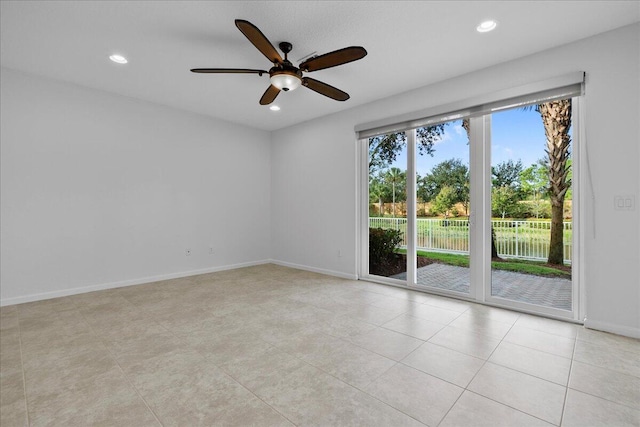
[109,54,128,64]
[476,20,497,33]
[270,71,301,92]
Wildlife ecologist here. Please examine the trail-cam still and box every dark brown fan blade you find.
[191,68,268,75]
[235,19,283,64]
[259,85,280,105]
[299,46,367,72]
[301,77,349,101]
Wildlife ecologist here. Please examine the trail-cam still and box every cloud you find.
[436,133,452,144]
[453,123,465,136]
[433,123,465,145]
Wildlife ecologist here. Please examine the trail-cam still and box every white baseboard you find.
[270,259,358,281]
[583,318,640,339]
[0,259,271,307]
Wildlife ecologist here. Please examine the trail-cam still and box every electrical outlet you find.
[185,248,191,256]
[209,246,214,254]
[614,195,635,211]
[337,249,342,257]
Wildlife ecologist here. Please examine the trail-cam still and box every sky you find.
[385,107,571,177]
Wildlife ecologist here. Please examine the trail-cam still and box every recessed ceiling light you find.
[269,105,281,111]
[476,20,497,33]
[109,54,128,64]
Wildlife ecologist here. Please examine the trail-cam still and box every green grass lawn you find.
[396,249,570,278]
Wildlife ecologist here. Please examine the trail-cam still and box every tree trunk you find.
[491,226,500,259]
[392,183,396,218]
[538,100,571,265]
[549,198,565,265]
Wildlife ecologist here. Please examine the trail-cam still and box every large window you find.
[359,73,583,320]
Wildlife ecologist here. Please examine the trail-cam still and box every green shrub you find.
[369,227,403,271]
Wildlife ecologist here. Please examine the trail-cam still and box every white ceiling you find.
[2,1,639,131]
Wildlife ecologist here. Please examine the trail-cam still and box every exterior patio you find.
[393,263,572,311]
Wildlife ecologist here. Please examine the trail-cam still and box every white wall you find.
[1,68,272,304]
[271,24,640,337]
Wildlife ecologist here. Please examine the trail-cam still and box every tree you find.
[383,167,406,218]
[418,159,470,214]
[431,186,458,219]
[520,160,549,218]
[368,125,446,174]
[491,160,525,219]
[492,186,519,219]
[492,159,524,193]
[537,100,572,265]
[520,160,548,198]
[369,174,387,216]
[564,158,573,200]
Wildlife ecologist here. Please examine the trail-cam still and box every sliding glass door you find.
[414,120,471,296]
[360,81,581,321]
[365,121,475,298]
[486,101,575,315]
[367,132,408,280]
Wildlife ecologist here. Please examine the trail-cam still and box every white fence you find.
[369,217,572,264]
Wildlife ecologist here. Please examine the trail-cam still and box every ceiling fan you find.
[191,19,367,105]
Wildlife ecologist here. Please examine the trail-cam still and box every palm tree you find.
[384,167,405,218]
[369,176,385,216]
[465,99,573,265]
[537,99,571,265]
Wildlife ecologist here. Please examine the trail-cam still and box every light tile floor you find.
[1,264,638,426]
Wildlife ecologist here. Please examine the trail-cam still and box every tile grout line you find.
[311,358,430,426]
[433,312,566,426]
[15,310,30,426]
[339,304,467,426]
[447,389,557,426]
[500,326,577,359]
[74,305,165,427]
[213,346,311,427]
[223,324,426,426]
[432,313,521,426]
[563,362,640,412]
[559,335,579,426]
[151,308,299,427]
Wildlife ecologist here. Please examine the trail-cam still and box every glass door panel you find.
[367,132,408,279]
[489,102,573,312]
[414,121,471,295]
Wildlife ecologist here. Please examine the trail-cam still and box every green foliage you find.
[520,160,548,199]
[368,125,446,174]
[518,200,552,219]
[369,228,403,270]
[368,174,389,212]
[383,168,406,198]
[565,158,573,200]
[412,250,469,267]
[492,159,524,192]
[492,186,519,218]
[431,186,458,218]
[417,159,469,214]
[491,258,570,277]
[402,250,570,277]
